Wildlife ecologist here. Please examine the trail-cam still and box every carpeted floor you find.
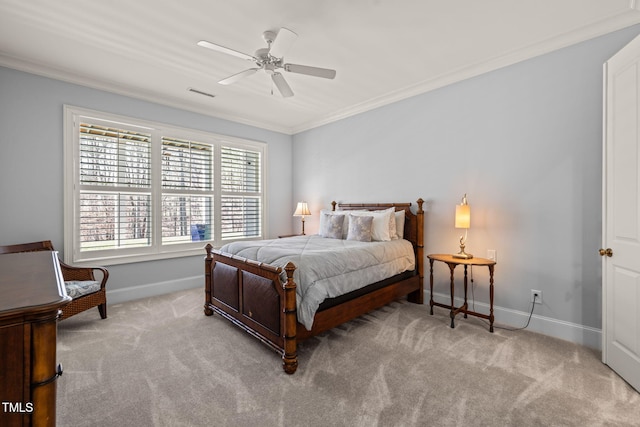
[56,288,640,426]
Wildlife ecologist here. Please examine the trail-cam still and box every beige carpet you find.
[56,287,640,426]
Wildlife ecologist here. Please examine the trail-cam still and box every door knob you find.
[599,248,613,257]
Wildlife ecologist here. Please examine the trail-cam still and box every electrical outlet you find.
[531,289,542,304]
[487,249,497,261]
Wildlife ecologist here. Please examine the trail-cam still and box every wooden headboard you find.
[331,199,424,261]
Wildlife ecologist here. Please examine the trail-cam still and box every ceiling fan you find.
[197,28,336,97]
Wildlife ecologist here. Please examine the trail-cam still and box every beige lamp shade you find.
[293,202,311,217]
[453,194,473,259]
[455,204,470,229]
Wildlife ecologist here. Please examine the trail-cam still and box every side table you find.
[427,254,497,332]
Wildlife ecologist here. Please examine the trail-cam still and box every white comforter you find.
[219,235,415,330]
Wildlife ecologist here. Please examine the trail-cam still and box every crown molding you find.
[2,9,639,137]
[291,11,640,134]
[0,54,292,135]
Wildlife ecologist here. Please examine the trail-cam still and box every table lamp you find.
[453,194,473,259]
[293,201,311,235]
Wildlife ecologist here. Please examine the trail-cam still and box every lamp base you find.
[453,251,473,259]
[453,242,473,259]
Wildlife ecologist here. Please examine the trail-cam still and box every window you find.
[64,106,266,265]
[220,146,262,240]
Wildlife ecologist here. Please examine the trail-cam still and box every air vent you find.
[188,88,216,98]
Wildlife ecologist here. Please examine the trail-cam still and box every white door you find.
[602,33,640,393]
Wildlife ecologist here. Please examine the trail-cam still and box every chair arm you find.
[58,260,109,290]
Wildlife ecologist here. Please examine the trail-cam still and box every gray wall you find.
[0,66,293,302]
[292,25,640,348]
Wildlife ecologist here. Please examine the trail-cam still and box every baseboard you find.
[106,285,602,350]
[427,291,602,351]
[106,276,202,305]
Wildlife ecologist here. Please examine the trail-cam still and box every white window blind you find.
[161,137,213,245]
[78,123,152,251]
[64,106,266,265]
[220,146,262,240]
[162,137,213,191]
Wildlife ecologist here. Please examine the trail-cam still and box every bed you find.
[204,199,424,374]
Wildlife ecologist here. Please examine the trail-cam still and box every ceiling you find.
[1,1,639,135]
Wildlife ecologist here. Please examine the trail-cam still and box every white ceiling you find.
[1,0,639,134]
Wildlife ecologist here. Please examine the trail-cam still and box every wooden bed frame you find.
[204,199,424,374]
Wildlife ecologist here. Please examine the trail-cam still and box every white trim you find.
[601,60,609,363]
[0,53,290,134]
[63,105,267,265]
[427,291,602,350]
[63,106,76,267]
[106,275,201,305]
[292,13,640,134]
[108,286,603,349]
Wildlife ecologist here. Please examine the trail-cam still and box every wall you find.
[292,25,640,348]
[0,66,293,303]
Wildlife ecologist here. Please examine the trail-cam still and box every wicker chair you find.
[0,240,109,320]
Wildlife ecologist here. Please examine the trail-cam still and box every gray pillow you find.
[347,214,373,242]
[320,213,345,239]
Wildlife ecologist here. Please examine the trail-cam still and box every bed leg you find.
[282,262,298,374]
[204,243,214,316]
[408,198,425,305]
[283,354,298,374]
[408,289,424,304]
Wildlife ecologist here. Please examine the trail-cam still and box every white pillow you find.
[395,210,406,239]
[388,209,398,240]
[350,207,395,241]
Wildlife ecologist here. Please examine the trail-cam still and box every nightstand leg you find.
[449,264,455,328]
[429,259,434,315]
[463,265,468,318]
[489,265,495,333]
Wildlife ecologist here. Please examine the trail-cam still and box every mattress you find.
[219,234,416,329]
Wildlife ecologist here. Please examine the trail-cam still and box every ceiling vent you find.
[188,88,216,98]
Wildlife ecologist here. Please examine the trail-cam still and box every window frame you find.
[63,105,267,266]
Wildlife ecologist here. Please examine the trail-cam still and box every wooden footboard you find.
[204,246,299,374]
[204,198,424,374]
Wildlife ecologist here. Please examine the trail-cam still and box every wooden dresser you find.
[0,251,71,427]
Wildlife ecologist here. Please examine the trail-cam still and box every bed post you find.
[204,244,214,316]
[282,262,298,374]
[408,198,425,304]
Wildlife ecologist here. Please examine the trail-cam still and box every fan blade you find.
[284,63,336,79]
[271,72,294,97]
[197,40,255,61]
[218,68,259,85]
[269,28,297,58]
